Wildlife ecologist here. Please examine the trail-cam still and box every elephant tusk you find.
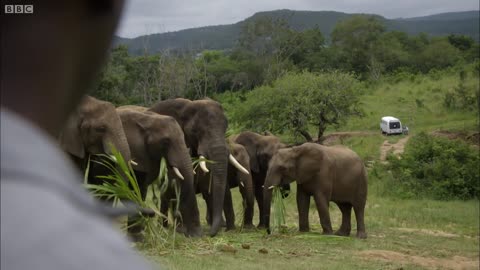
[172,167,185,180]
[240,181,245,187]
[268,186,275,189]
[199,155,209,173]
[130,160,138,166]
[229,154,249,175]
[193,170,196,175]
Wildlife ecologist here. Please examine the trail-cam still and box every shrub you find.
[387,132,479,200]
[234,70,363,141]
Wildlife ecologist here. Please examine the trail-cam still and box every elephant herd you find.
[59,96,368,240]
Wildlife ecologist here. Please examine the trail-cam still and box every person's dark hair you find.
[88,0,115,16]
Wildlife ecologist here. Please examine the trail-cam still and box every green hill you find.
[115,10,479,54]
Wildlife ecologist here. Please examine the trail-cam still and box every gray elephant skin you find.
[191,140,254,230]
[116,108,202,238]
[263,142,368,239]
[59,95,132,173]
[232,131,289,228]
[148,98,231,236]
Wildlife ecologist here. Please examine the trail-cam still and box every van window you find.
[389,122,400,129]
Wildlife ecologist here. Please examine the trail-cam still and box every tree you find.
[331,15,386,77]
[287,27,326,71]
[235,16,298,84]
[91,45,131,104]
[237,71,363,142]
[447,34,475,51]
[417,38,461,72]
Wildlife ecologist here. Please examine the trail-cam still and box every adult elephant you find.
[59,95,132,171]
[263,143,368,239]
[192,140,254,230]
[115,108,202,238]
[149,98,248,236]
[232,131,289,228]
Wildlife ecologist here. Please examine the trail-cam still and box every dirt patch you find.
[380,136,410,162]
[431,130,480,146]
[396,228,460,238]
[321,131,378,145]
[358,250,478,270]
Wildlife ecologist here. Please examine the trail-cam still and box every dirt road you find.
[380,136,410,162]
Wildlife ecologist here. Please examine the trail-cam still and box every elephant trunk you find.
[207,140,228,237]
[168,149,202,237]
[103,128,132,168]
[262,170,282,232]
[263,187,273,232]
[240,173,255,226]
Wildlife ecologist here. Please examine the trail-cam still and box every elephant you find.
[263,143,368,239]
[148,98,248,236]
[59,95,132,173]
[232,131,289,228]
[117,105,148,112]
[191,139,254,230]
[114,108,202,238]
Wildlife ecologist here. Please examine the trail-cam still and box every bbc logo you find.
[4,5,34,14]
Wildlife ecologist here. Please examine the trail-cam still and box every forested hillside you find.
[114,10,480,54]
[94,14,479,108]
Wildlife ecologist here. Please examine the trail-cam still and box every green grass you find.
[334,69,479,135]
[139,184,479,270]
[130,69,480,269]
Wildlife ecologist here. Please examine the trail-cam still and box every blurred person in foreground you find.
[1,1,153,269]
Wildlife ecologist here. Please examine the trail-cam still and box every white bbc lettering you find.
[5,5,13,13]
[4,4,34,14]
[15,5,23,13]
[25,5,33,13]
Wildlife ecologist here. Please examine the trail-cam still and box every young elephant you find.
[115,108,202,238]
[194,140,254,230]
[232,131,290,228]
[263,143,368,239]
[162,140,253,231]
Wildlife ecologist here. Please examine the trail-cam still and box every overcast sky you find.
[116,0,479,38]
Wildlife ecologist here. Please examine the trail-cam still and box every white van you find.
[380,116,403,135]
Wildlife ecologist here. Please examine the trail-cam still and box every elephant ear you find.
[244,144,259,173]
[59,113,85,158]
[135,116,152,135]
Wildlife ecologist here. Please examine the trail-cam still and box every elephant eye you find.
[95,125,106,133]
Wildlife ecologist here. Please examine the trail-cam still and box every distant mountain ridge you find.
[114,10,479,55]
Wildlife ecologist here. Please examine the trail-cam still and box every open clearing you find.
[137,70,479,269]
[139,187,479,270]
[138,130,479,270]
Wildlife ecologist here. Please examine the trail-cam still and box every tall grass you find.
[84,145,176,248]
[270,186,287,234]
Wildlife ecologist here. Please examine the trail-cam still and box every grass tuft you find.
[270,186,287,234]
[84,144,176,249]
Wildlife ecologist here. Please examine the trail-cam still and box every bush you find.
[387,132,479,200]
[233,70,363,141]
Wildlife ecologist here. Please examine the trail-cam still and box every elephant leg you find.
[334,202,352,236]
[313,193,333,235]
[353,202,367,239]
[127,180,149,241]
[203,192,213,225]
[241,190,254,229]
[296,188,310,232]
[255,184,265,228]
[160,195,169,228]
[223,187,236,231]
